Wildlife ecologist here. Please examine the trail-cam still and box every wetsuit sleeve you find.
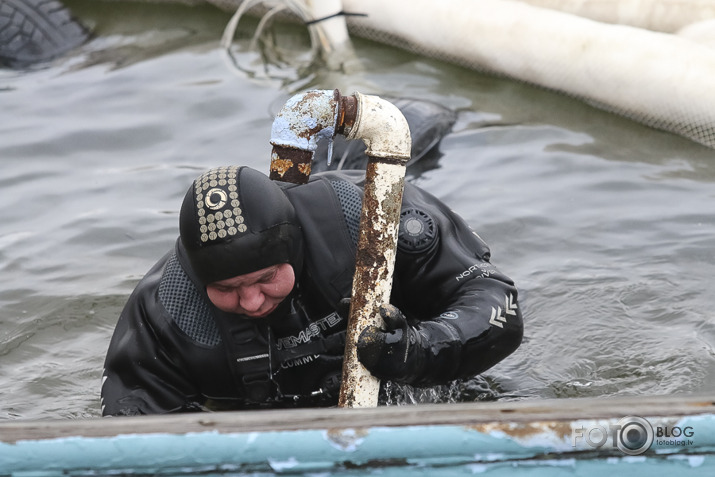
[101,257,203,416]
[391,183,524,386]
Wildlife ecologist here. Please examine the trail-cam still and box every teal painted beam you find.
[3,397,715,476]
[2,414,715,476]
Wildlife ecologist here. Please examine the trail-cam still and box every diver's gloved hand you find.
[356,304,427,383]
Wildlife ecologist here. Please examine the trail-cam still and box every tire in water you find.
[0,0,88,68]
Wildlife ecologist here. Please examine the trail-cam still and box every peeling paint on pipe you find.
[343,91,412,161]
[267,89,412,407]
[338,92,412,408]
[269,89,340,184]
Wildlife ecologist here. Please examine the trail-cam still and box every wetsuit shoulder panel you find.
[158,252,221,347]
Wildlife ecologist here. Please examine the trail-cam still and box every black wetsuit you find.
[101,171,523,416]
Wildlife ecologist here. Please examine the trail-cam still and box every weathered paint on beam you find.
[3,395,714,439]
[1,396,715,476]
[0,415,714,475]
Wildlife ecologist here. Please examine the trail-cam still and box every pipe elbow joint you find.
[270,89,340,152]
[346,92,412,163]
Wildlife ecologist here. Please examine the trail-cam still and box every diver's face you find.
[206,264,295,318]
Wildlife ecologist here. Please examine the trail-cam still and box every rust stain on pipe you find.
[269,146,313,184]
[339,160,407,409]
[267,89,411,407]
[336,95,358,135]
[269,89,342,184]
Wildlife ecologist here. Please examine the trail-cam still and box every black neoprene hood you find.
[179,166,304,285]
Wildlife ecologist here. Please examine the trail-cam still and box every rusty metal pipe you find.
[338,92,411,408]
[269,89,342,184]
[342,92,412,161]
[267,89,411,407]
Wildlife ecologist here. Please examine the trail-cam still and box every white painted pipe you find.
[338,92,411,408]
[266,90,411,408]
[344,92,412,160]
[270,89,339,153]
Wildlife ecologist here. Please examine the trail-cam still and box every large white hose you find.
[343,0,715,148]
[517,0,715,33]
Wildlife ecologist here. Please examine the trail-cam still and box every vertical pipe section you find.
[338,92,412,408]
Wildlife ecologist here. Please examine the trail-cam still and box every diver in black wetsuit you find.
[100,99,523,416]
[101,164,523,415]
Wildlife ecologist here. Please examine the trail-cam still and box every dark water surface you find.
[1,1,714,420]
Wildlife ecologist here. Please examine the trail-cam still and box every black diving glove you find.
[356,304,427,384]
